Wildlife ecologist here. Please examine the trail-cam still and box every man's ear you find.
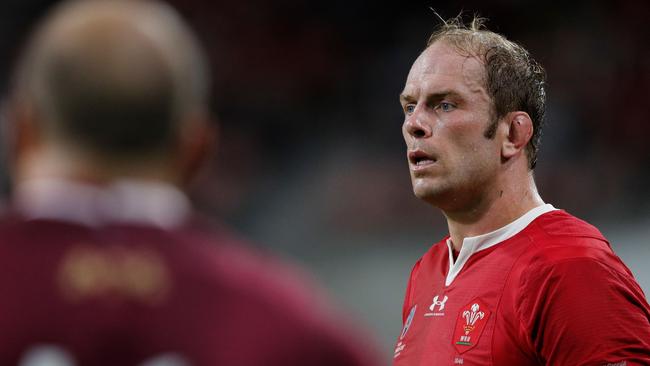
[3,100,41,171]
[176,111,218,186]
[501,112,533,161]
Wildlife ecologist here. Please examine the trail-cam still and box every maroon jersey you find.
[0,179,375,366]
[394,205,650,366]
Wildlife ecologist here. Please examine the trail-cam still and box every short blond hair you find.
[427,15,546,169]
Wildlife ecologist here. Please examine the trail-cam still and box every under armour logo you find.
[429,295,448,312]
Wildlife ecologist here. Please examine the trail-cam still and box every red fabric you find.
[0,215,375,366]
[394,210,650,365]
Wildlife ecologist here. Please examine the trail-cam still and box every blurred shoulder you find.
[180,219,377,365]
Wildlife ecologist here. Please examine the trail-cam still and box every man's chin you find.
[412,184,446,203]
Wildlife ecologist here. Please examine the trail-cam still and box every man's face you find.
[400,41,502,211]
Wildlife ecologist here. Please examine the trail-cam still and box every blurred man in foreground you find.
[393,16,650,365]
[0,0,376,365]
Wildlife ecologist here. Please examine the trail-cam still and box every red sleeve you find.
[518,257,650,365]
[402,258,422,323]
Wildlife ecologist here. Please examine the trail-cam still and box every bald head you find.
[13,0,210,159]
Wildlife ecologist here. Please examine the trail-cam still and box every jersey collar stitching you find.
[444,204,557,286]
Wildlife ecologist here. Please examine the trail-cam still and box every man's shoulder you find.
[0,213,345,326]
[162,220,377,364]
[406,237,449,283]
[518,210,632,276]
[523,210,611,257]
[424,237,449,255]
[531,209,606,241]
[0,214,375,364]
[179,219,331,302]
[194,229,335,316]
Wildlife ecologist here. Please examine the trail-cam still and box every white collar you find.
[444,203,556,286]
[14,178,191,229]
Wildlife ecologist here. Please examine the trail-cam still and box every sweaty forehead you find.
[405,41,486,91]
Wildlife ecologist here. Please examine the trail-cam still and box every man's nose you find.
[404,110,432,138]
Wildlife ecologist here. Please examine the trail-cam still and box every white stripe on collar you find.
[14,178,191,229]
[445,203,556,286]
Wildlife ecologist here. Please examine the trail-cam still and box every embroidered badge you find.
[453,298,491,353]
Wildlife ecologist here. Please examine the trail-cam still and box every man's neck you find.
[444,173,544,252]
[15,144,180,188]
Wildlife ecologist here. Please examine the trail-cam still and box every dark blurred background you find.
[1,0,648,361]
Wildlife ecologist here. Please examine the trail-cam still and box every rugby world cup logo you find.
[400,305,417,340]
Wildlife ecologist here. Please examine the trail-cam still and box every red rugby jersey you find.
[0,179,377,366]
[393,205,650,366]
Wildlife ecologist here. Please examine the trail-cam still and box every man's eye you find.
[438,102,455,112]
[405,104,416,114]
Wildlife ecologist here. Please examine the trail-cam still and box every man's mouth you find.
[408,150,437,167]
[415,158,436,166]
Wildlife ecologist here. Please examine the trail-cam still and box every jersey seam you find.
[495,230,538,364]
[537,215,606,242]
[519,222,616,358]
[526,242,629,279]
[517,238,632,364]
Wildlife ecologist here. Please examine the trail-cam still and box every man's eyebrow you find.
[399,90,462,103]
[399,93,414,104]
[427,90,462,100]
